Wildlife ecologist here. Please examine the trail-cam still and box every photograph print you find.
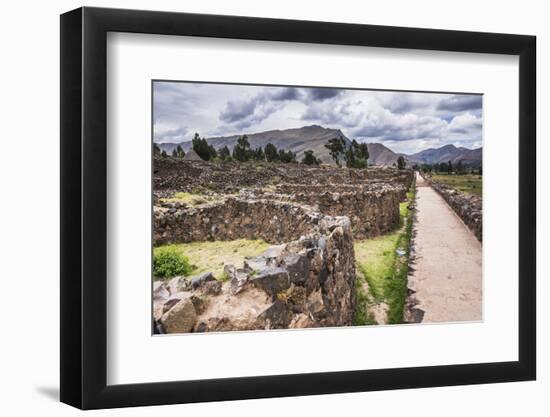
[152,81,483,335]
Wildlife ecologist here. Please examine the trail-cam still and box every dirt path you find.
[407,172,482,323]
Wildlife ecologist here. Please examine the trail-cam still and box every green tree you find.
[278,149,297,163]
[352,140,369,161]
[478,164,483,175]
[161,150,167,157]
[252,147,265,161]
[192,133,217,161]
[153,143,161,155]
[176,145,185,158]
[232,135,251,162]
[218,145,231,161]
[325,137,346,167]
[447,160,453,174]
[172,149,178,157]
[456,160,464,175]
[301,149,321,165]
[397,156,406,170]
[264,143,279,162]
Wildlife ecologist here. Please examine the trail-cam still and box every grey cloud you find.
[307,87,343,101]
[437,95,482,112]
[154,126,189,143]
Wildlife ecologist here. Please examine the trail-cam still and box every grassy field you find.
[153,239,270,280]
[431,173,482,197]
[353,185,415,325]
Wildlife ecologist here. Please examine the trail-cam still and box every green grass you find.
[431,173,482,197]
[353,182,416,325]
[153,239,270,280]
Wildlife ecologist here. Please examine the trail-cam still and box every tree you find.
[218,145,231,161]
[456,160,464,175]
[251,147,265,162]
[172,149,178,157]
[176,145,185,158]
[153,143,161,155]
[447,160,453,174]
[265,143,279,162]
[301,150,321,165]
[325,137,346,167]
[278,149,297,163]
[352,140,369,161]
[346,139,369,169]
[478,164,482,176]
[161,150,167,157]
[192,133,217,161]
[232,135,251,162]
[397,156,406,170]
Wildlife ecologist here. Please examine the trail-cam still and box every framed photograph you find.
[60,7,536,409]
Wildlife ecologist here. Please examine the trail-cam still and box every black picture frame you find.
[60,6,536,410]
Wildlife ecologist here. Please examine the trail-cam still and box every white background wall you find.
[0,0,546,415]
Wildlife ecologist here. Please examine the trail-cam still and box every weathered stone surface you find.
[160,295,197,333]
[425,175,482,241]
[151,161,404,332]
[251,267,290,296]
[190,272,216,290]
[258,300,294,329]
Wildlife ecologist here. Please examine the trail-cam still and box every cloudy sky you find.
[153,81,482,154]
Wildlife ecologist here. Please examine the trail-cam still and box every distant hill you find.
[406,144,482,167]
[365,143,402,166]
[157,125,481,167]
[158,125,351,163]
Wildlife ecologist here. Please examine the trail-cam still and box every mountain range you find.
[157,125,482,167]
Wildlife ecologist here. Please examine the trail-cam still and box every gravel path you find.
[408,172,482,323]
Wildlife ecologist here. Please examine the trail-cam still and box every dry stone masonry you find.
[424,176,482,241]
[153,158,413,333]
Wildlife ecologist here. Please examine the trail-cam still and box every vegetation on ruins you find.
[354,182,416,325]
[155,239,270,279]
[153,246,193,279]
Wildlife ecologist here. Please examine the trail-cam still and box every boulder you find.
[282,253,310,285]
[160,294,197,333]
[251,267,290,296]
[190,272,216,290]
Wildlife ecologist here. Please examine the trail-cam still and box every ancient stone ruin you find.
[423,176,482,241]
[153,158,414,333]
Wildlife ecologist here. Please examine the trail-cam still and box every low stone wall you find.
[154,197,327,245]
[153,204,356,332]
[271,184,404,239]
[425,176,482,241]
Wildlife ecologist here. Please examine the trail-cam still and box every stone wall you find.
[154,197,328,245]
[425,176,482,241]
[153,207,356,332]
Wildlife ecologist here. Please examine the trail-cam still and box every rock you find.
[289,313,315,328]
[153,281,170,301]
[263,244,285,259]
[307,289,326,318]
[163,291,193,314]
[258,300,293,329]
[227,265,249,295]
[282,253,310,285]
[251,267,290,296]
[196,280,222,296]
[243,256,268,272]
[190,272,216,290]
[167,276,191,294]
[160,295,197,333]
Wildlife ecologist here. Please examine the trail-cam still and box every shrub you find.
[153,246,193,279]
